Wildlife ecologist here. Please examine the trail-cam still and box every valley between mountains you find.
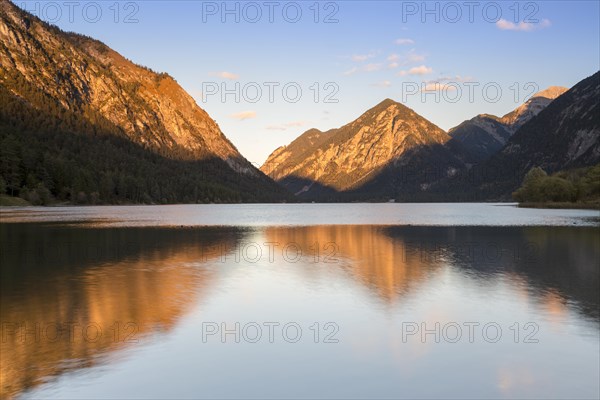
[261,78,599,202]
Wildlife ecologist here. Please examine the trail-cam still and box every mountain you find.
[262,75,597,202]
[447,86,568,163]
[0,0,288,204]
[500,86,569,130]
[446,114,512,163]
[261,98,463,200]
[261,128,333,181]
[439,72,600,200]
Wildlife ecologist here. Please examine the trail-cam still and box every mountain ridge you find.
[0,0,289,203]
[436,71,600,200]
[261,98,461,199]
[261,75,597,202]
[0,0,247,167]
[447,86,569,163]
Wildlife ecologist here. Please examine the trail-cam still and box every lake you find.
[1,204,599,399]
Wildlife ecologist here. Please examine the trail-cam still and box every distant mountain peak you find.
[500,86,569,129]
[477,113,501,121]
[377,98,399,107]
[472,71,600,198]
[531,86,569,100]
[261,98,455,196]
[356,98,404,119]
[447,85,570,164]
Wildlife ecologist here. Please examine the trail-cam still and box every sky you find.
[16,0,600,165]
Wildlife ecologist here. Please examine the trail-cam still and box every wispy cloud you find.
[364,63,382,72]
[343,67,358,76]
[230,111,256,121]
[387,50,425,68]
[345,47,424,75]
[343,63,382,75]
[421,75,475,92]
[395,38,415,45]
[496,18,551,31]
[407,50,426,63]
[422,82,459,92]
[266,121,309,131]
[350,51,379,62]
[432,75,474,83]
[398,65,433,76]
[371,80,392,88]
[213,71,240,80]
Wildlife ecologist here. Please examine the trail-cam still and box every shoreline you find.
[518,201,600,210]
[2,194,598,211]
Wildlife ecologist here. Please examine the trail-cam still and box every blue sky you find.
[17,0,600,164]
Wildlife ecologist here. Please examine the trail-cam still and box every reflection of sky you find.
[15,1,600,164]
[7,224,598,399]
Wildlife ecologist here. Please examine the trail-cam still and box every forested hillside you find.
[0,0,289,204]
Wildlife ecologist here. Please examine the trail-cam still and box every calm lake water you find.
[1,204,599,399]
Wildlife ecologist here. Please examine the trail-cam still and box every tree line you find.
[513,164,600,204]
[0,73,288,205]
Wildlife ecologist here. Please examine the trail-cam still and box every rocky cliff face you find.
[261,77,596,202]
[500,86,569,130]
[0,0,289,203]
[0,0,251,172]
[448,86,568,163]
[261,99,460,197]
[261,128,332,180]
[489,73,599,175]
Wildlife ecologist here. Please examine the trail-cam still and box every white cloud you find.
[344,48,424,76]
[387,54,400,69]
[419,75,475,92]
[496,18,551,31]
[395,38,415,45]
[351,51,378,62]
[398,65,433,76]
[285,121,307,127]
[364,63,382,72]
[352,54,371,62]
[213,71,240,80]
[266,121,309,131]
[343,67,358,76]
[386,51,425,68]
[407,51,426,63]
[422,82,459,92]
[343,63,382,75]
[230,111,256,121]
[433,75,474,83]
[371,80,392,88]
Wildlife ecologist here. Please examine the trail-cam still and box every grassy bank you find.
[0,195,31,207]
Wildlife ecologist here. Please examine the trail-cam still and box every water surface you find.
[1,204,598,399]
[2,203,598,226]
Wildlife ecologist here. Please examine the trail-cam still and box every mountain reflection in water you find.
[1,222,598,399]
